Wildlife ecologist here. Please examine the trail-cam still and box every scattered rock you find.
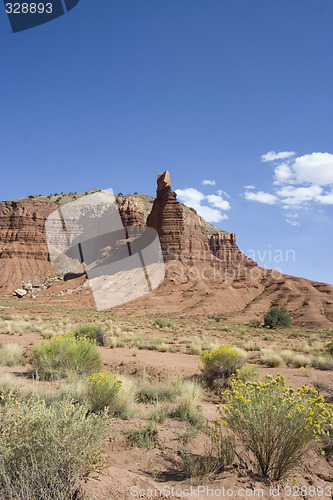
[13,288,27,298]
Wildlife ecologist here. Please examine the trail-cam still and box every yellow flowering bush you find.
[32,333,102,380]
[0,391,108,499]
[88,370,124,414]
[200,344,245,387]
[218,374,333,480]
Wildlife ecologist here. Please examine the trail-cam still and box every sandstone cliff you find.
[0,199,55,292]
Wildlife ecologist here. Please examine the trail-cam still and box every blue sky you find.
[1,0,332,284]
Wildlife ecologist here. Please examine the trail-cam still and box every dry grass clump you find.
[172,380,204,425]
[260,348,285,368]
[136,376,181,403]
[243,339,259,351]
[312,355,333,371]
[0,343,24,366]
[179,426,235,478]
[293,353,311,368]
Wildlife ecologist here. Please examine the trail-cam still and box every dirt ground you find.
[0,299,332,500]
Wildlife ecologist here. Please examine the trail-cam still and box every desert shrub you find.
[180,424,235,478]
[322,424,333,456]
[201,345,245,388]
[264,307,291,329]
[32,333,102,380]
[260,348,285,367]
[136,377,180,403]
[127,422,157,448]
[219,374,333,480]
[88,370,134,416]
[312,354,333,371]
[74,324,108,346]
[0,343,24,366]
[243,340,259,351]
[152,317,175,329]
[326,342,333,356]
[172,381,204,425]
[234,364,258,383]
[293,354,311,368]
[0,392,108,500]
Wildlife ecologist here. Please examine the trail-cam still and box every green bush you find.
[32,333,102,380]
[219,374,333,480]
[201,345,245,388]
[264,307,291,329]
[0,392,109,500]
[74,324,108,347]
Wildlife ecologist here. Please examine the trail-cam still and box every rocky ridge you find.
[0,172,333,327]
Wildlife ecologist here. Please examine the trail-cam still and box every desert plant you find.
[264,307,291,329]
[127,422,157,448]
[74,324,108,346]
[152,317,175,329]
[0,343,24,366]
[219,374,333,480]
[32,333,102,380]
[260,348,285,368]
[88,370,124,415]
[234,364,258,383]
[201,345,245,388]
[136,377,180,403]
[172,381,204,425]
[0,392,108,499]
[150,404,170,423]
[179,424,235,478]
[312,354,333,371]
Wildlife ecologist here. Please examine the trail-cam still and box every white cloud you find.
[275,185,323,207]
[244,185,255,190]
[175,188,205,209]
[206,194,231,211]
[244,151,333,226]
[196,206,228,223]
[316,190,333,205]
[274,163,293,184]
[202,179,216,186]
[261,151,296,162]
[244,190,278,205]
[293,153,333,185]
[175,187,230,223]
[286,219,300,227]
[217,189,230,198]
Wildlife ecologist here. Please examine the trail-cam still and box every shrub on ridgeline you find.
[0,392,109,500]
[200,345,245,388]
[32,333,102,380]
[219,374,333,480]
[264,307,291,329]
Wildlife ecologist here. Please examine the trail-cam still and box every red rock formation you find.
[209,232,257,268]
[116,196,146,228]
[0,198,55,292]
